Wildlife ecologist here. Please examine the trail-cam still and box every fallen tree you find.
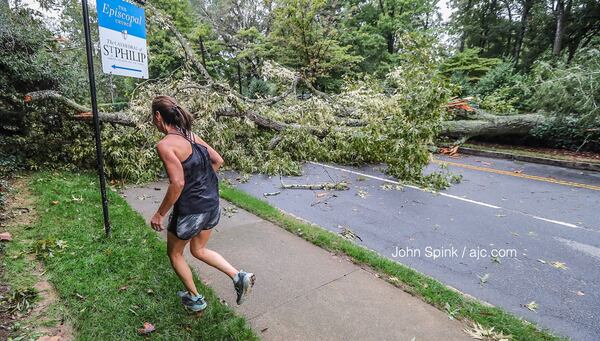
[440,109,546,142]
[24,89,548,145]
[6,5,458,189]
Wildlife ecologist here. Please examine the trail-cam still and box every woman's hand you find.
[151,212,165,231]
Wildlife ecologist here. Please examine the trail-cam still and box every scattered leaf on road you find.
[525,301,538,312]
[550,261,568,270]
[380,184,393,191]
[338,225,362,241]
[491,256,501,264]
[478,273,490,285]
[356,190,368,198]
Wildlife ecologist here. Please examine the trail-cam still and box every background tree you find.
[268,0,362,91]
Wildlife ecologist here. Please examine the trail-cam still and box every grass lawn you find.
[4,172,257,340]
[220,183,565,341]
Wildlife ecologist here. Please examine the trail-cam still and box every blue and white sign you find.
[97,0,148,78]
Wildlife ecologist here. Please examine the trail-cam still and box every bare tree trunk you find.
[198,36,207,69]
[459,0,474,52]
[514,0,533,65]
[553,0,565,56]
[237,62,243,94]
[506,2,513,51]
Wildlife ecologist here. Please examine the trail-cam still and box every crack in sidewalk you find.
[247,268,361,321]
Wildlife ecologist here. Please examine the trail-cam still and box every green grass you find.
[220,183,566,341]
[5,172,257,340]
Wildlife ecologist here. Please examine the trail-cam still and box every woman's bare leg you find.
[167,232,199,296]
[190,229,238,279]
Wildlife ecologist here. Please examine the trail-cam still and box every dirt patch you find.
[29,260,74,341]
[0,265,12,340]
[0,177,74,341]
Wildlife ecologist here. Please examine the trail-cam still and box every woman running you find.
[149,95,254,312]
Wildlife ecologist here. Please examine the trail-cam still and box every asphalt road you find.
[223,154,600,341]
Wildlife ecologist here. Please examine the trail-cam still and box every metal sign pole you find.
[81,0,112,236]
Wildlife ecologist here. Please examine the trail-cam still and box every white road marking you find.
[310,161,501,208]
[308,161,591,231]
[555,237,600,260]
[532,216,579,228]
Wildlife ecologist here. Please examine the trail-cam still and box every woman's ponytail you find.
[175,105,194,139]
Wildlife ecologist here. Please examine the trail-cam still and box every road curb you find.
[458,147,600,172]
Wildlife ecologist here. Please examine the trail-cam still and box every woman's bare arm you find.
[151,141,185,231]
[193,134,224,172]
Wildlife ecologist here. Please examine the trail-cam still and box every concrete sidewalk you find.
[122,180,470,341]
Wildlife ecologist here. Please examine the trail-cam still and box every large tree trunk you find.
[440,111,545,140]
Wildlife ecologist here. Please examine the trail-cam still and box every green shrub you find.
[530,115,600,151]
[441,48,502,84]
[247,78,277,99]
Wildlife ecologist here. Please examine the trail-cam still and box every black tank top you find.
[169,133,220,215]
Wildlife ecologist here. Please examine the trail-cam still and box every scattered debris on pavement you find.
[524,301,538,312]
[280,181,349,191]
[338,225,362,241]
[356,190,368,198]
[222,206,238,218]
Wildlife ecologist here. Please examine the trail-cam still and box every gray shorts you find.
[168,206,221,240]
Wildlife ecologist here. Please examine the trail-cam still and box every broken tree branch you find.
[213,107,350,137]
[24,90,137,127]
[280,181,350,190]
